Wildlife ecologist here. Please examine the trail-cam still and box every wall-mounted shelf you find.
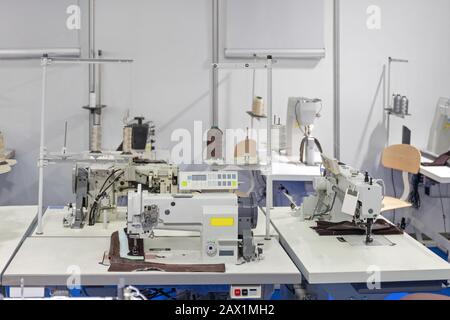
[385,56,410,145]
[384,108,412,119]
[246,111,267,120]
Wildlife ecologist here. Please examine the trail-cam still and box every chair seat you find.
[381,196,412,213]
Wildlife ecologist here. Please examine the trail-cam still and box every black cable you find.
[408,174,421,209]
[391,169,397,223]
[439,184,448,234]
[312,192,337,218]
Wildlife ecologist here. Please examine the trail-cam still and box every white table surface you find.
[268,154,321,182]
[420,157,450,184]
[33,207,278,239]
[0,206,37,283]
[270,207,450,285]
[2,236,301,286]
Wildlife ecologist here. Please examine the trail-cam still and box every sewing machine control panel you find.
[179,171,238,191]
[230,285,262,299]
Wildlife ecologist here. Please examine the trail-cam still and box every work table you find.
[270,207,450,285]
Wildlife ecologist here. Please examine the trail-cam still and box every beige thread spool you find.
[252,96,265,116]
[122,126,133,154]
[90,125,102,153]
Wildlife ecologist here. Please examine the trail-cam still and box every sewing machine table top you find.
[420,157,450,184]
[0,206,37,283]
[265,153,322,182]
[270,208,450,284]
[2,236,300,286]
[32,207,278,239]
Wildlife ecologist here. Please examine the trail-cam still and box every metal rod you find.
[265,56,273,240]
[0,48,81,60]
[213,62,270,69]
[389,57,409,63]
[225,48,326,59]
[386,57,409,146]
[63,121,68,151]
[36,58,49,235]
[211,0,219,127]
[387,58,391,109]
[49,58,134,64]
[89,0,96,93]
[333,0,341,160]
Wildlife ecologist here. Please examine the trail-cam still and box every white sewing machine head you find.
[126,171,261,264]
[301,155,384,243]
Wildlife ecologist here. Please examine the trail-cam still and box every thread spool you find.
[401,96,409,115]
[393,94,402,114]
[90,125,102,153]
[252,96,265,117]
[122,126,133,154]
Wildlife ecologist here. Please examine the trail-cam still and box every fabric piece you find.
[108,231,226,273]
[422,151,450,167]
[311,220,403,236]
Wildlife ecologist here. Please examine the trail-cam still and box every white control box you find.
[179,171,238,191]
[230,285,262,299]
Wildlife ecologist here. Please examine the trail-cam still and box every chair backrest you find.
[381,144,421,174]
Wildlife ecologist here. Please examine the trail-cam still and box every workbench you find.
[0,206,37,284]
[270,207,450,285]
[2,236,299,287]
[420,156,450,184]
[2,207,298,288]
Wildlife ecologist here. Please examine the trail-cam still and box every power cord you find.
[408,174,421,209]
[391,169,397,223]
[439,184,448,234]
[89,170,125,225]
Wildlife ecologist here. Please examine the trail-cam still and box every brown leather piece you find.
[422,151,450,167]
[311,220,403,236]
[107,231,226,273]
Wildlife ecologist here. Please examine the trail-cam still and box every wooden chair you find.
[381,144,421,213]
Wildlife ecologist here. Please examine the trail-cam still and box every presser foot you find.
[127,237,145,257]
[364,219,374,244]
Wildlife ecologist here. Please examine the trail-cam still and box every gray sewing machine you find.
[126,171,261,263]
[298,155,384,244]
[65,160,178,229]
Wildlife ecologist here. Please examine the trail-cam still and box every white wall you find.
[0,0,334,206]
[340,0,450,232]
[0,0,448,236]
[217,0,335,157]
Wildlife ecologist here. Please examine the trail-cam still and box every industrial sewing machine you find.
[286,97,323,165]
[65,160,178,229]
[297,155,384,244]
[126,171,262,263]
[68,163,261,263]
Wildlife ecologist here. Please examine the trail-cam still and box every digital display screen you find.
[192,175,207,181]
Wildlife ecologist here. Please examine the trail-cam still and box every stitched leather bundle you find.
[108,231,226,273]
[311,220,403,236]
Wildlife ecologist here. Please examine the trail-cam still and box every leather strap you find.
[108,231,226,273]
